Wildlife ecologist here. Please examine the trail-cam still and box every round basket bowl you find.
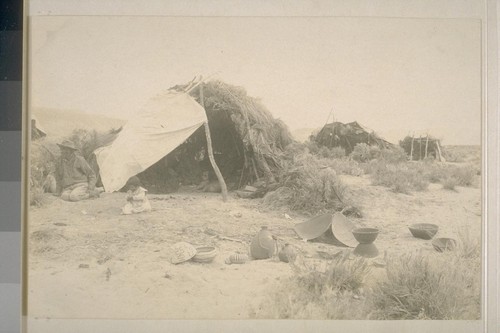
[409,223,439,240]
[192,246,217,263]
[432,238,457,252]
[170,242,197,264]
[352,228,379,244]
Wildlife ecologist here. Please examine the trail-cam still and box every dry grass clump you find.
[363,151,478,193]
[371,251,481,320]
[30,142,58,206]
[327,158,364,176]
[291,141,363,176]
[289,252,370,293]
[262,146,354,215]
[30,229,68,255]
[379,146,408,163]
[370,162,429,194]
[447,164,478,187]
[30,187,46,207]
[421,163,479,189]
[317,146,346,159]
[455,223,482,260]
[441,176,459,191]
[303,140,346,159]
[443,145,481,163]
[253,252,372,319]
[351,143,372,162]
[255,223,480,320]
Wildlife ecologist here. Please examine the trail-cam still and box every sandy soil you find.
[27,175,481,320]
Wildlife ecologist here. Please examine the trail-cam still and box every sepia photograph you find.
[27,11,483,326]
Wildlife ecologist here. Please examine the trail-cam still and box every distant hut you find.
[314,121,392,154]
[399,135,445,161]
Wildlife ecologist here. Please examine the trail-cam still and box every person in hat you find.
[121,176,151,215]
[56,139,98,202]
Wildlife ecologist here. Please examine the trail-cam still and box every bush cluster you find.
[255,246,481,320]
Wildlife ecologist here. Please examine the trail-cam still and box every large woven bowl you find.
[192,246,217,263]
[170,242,197,264]
[352,228,379,244]
[432,238,457,252]
[409,223,439,240]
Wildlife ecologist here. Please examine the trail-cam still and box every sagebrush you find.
[262,145,354,215]
[252,252,372,319]
[371,251,481,319]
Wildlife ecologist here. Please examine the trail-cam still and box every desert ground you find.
[27,171,481,320]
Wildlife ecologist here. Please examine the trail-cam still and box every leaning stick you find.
[200,83,228,202]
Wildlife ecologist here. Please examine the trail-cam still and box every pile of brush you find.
[262,143,354,215]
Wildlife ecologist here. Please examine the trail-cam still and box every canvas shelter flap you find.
[95,90,207,192]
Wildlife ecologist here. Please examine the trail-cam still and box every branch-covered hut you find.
[314,121,392,154]
[399,135,445,161]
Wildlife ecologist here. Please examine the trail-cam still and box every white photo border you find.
[22,0,499,332]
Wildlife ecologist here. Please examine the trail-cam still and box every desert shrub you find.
[303,141,346,159]
[317,146,332,158]
[30,142,57,206]
[369,145,382,160]
[263,164,346,214]
[370,162,429,193]
[456,223,482,260]
[30,186,46,207]
[422,163,446,183]
[253,252,372,319]
[448,164,477,187]
[441,176,459,191]
[262,150,355,215]
[360,159,379,175]
[424,163,478,188]
[371,252,480,319]
[330,146,347,158]
[316,146,345,159]
[443,148,466,163]
[304,140,320,155]
[379,146,408,164]
[351,143,371,162]
[328,158,364,176]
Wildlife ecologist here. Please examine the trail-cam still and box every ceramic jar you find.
[250,226,276,259]
[278,243,297,263]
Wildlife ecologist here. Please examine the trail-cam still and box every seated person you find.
[56,140,100,202]
[122,176,152,215]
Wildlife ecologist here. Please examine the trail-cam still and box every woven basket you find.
[170,242,197,264]
[409,223,439,240]
[192,246,217,263]
[225,253,249,265]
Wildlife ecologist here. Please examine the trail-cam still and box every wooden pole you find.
[435,141,444,162]
[425,135,429,159]
[419,135,422,160]
[200,84,228,202]
[410,135,414,161]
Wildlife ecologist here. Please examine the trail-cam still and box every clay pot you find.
[278,244,297,263]
[250,226,277,259]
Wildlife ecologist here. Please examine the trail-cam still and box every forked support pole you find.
[200,83,228,202]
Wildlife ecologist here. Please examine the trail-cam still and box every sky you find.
[29,16,481,145]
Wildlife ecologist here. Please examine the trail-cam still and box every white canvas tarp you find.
[95,91,207,192]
